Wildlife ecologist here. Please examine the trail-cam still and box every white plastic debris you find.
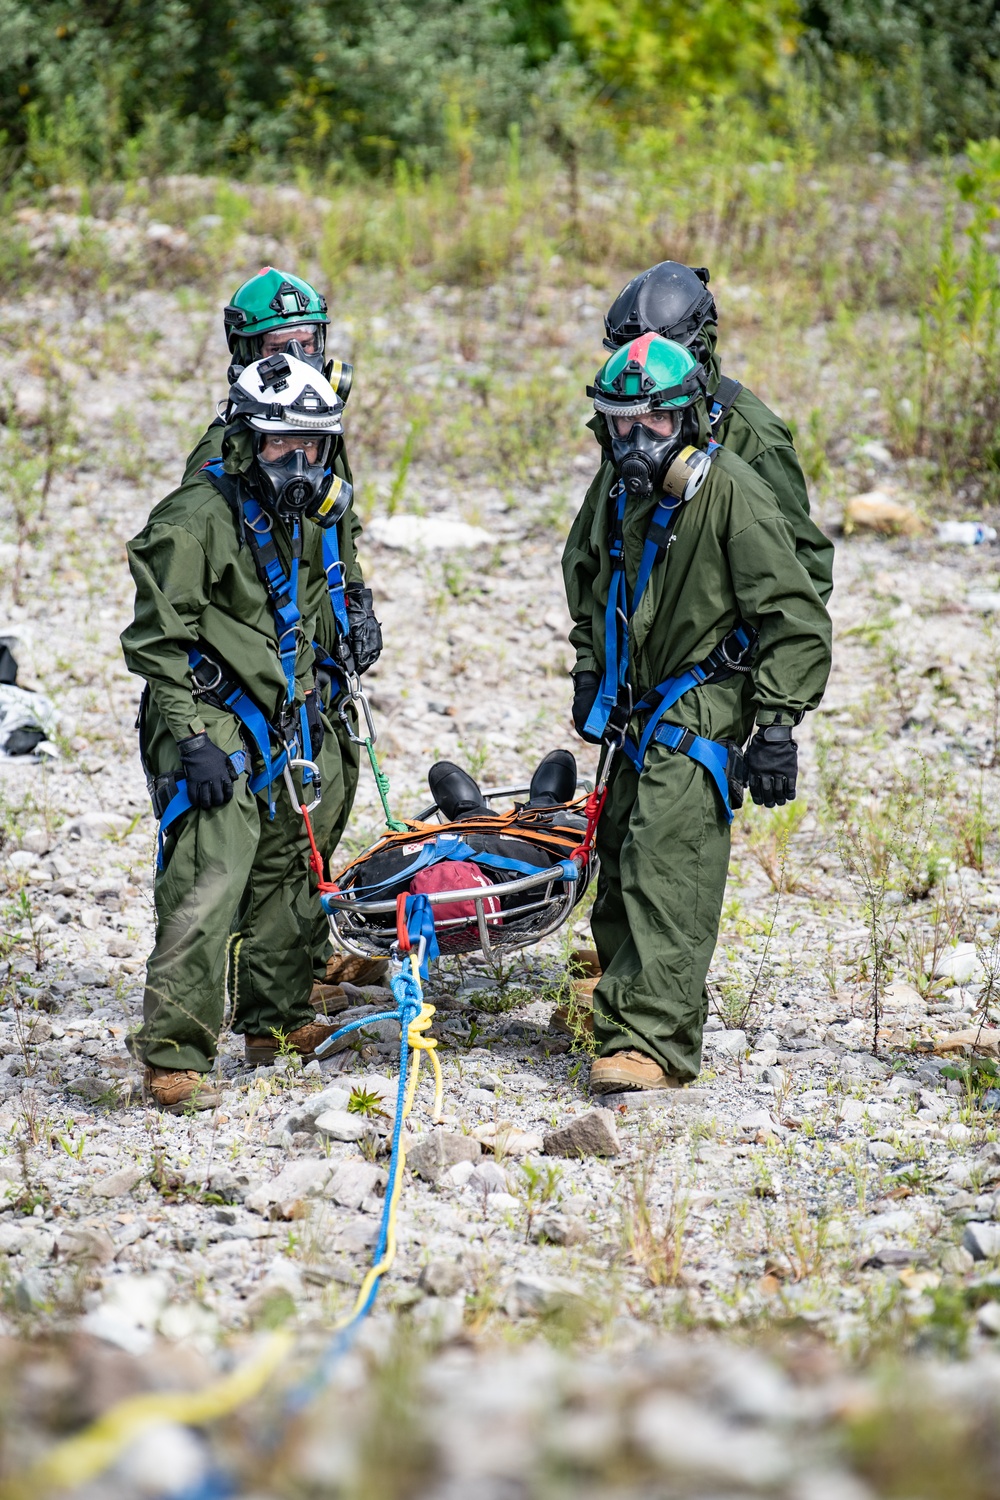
[0,683,59,760]
[936,521,997,545]
[366,514,492,553]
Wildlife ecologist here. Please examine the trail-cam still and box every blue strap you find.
[626,620,758,774]
[322,527,350,637]
[241,494,302,707]
[404,893,440,979]
[349,835,575,899]
[155,749,248,868]
[584,486,629,740]
[299,703,313,785]
[651,723,735,824]
[632,495,682,613]
[187,648,288,803]
[630,665,710,769]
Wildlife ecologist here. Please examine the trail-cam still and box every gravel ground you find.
[4,202,1000,1495]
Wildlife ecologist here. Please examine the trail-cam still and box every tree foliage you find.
[2,0,1000,184]
[565,0,800,104]
[800,0,1000,149]
[0,0,555,181]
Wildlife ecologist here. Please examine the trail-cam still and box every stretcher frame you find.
[325,783,595,959]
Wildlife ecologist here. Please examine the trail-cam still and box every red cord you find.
[569,784,608,864]
[395,892,411,951]
[299,801,337,892]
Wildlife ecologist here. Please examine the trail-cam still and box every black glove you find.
[572,671,603,745]
[346,584,383,675]
[745,724,798,807]
[177,732,236,810]
[303,689,325,756]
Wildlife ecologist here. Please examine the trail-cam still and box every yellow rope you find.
[327,989,442,1331]
[1,1331,294,1499]
[2,977,443,1498]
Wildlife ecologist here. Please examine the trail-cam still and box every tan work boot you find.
[244,1017,350,1068]
[143,1066,221,1114]
[569,947,602,978]
[310,981,350,1016]
[589,1050,683,1094]
[325,953,389,986]
[551,975,597,1036]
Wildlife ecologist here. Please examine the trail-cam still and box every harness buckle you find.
[667,726,697,757]
[603,683,633,750]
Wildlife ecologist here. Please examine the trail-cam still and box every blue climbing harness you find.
[584,469,757,823]
[150,462,330,863]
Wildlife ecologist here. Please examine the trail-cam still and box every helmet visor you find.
[259,324,325,359]
[607,409,679,441]
[254,432,333,467]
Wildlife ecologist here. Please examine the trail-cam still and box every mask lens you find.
[260,324,324,358]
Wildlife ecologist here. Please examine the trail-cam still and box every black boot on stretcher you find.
[526,749,577,807]
[428,761,490,820]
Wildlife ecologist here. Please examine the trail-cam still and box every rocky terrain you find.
[3,180,1000,1496]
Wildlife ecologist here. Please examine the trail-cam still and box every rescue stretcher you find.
[321,783,598,959]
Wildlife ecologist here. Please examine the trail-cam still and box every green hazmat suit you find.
[121,429,362,1072]
[584,334,834,604]
[562,445,832,1081]
[181,418,364,982]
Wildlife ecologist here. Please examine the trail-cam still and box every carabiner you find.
[283,757,322,814]
[338,680,378,746]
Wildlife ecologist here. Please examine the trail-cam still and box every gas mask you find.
[251,435,353,529]
[609,414,684,499]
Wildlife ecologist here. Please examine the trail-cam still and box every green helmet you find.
[588,335,708,499]
[223,266,354,402]
[589,333,704,417]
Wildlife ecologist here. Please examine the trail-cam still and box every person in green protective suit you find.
[563,334,831,1095]
[122,352,382,1113]
[591,261,834,604]
[179,266,380,1004]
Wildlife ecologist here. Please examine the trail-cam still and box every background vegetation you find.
[2,0,1000,184]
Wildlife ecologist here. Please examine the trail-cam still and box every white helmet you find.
[227,353,351,526]
[229,352,344,434]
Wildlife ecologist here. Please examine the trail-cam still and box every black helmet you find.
[604,262,718,360]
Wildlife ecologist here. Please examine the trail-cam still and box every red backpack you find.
[409,860,501,931]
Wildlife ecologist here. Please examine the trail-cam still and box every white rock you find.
[157,1301,217,1346]
[707,1028,747,1056]
[324,1160,386,1210]
[81,1273,170,1354]
[366,514,492,554]
[92,1163,144,1198]
[245,1159,332,1216]
[632,1392,790,1486]
[313,1109,374,1142]
[468,1161,510,1196]
[964,1221,1000,1260]
[114,1421,206,1495]
[487,1192,520,1214]
[977,1301,1000,1335]
[445,1159,477,1188]
[934,943,984,985]
[6,850,37,870]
